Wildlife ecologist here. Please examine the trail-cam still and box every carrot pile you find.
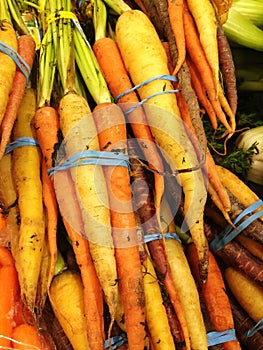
[0,0,262,349]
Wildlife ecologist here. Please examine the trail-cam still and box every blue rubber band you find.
[210,199,263,252]
[4,137,39,155]
[123,89,180,116]
[0,40,31,83]
[104,334,127,349]
[48,150,130,176]
[245,318,263,338]
[144,232,182,244]
[207,329,236,346]
[114,74,179,103]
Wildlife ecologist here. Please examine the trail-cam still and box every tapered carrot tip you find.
[199,254,209,283]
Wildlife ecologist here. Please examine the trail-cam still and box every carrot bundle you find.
[115,9,209,283]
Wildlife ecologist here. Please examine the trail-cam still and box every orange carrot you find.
[167,0,185,75]
[11,323,43,350]
[0,245,15,266]
[93,102,146,350]
[0,260,20,349]
[55,169,105,349]
[34,106,105,349]
[33,107,60,290]
[0,19,18,127]
[186,54,218,130]
[0,206,8,246]
[0,34,36,159]
[33,106,60,170]
[93,37,164,213]
[186,244,242,350]
[41,159,58,290]
[183,4,232,134]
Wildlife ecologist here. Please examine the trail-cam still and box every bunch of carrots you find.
[0,0,262,349]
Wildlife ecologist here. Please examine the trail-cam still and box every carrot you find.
[186,244,242,350]
[0,145,19,248]
[11,88,45,313]
[0,19,18,126]
[49,270,90,350]
[0,34,36,160]
[216,19,237,116]
[93,36,165,213]
[186,0,220,95]
[0,245,15,266]
[167,0,185,75]
[11,323,43,349]
[40,160,58,292]
[0,260,20,349]
[228,292,263,350]
[58,91,118,349]
[216,165,263,222]
[115,9,208,283]
[33,106,60,291]
[93,102,146,350]
[55,169,105,349]
[186,54,218,130]
[142,250,176,350]
[165,234,208,349]
[224,267,263,323]
[204,221,263,286]
[183,5,233,135]
[34,103,105,349]
[236,235,263,262]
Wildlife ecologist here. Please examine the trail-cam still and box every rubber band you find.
[48,150,130,176]
[144,232,182,244]
[0,40,31,83]
[104,334,127,349]
[123,89,180,116]
[4,137,39,155]
[46,10,78,25]
[114,74,178,103]
[245,318,263,338]
[210,199,263,252]
[207,329,236,346]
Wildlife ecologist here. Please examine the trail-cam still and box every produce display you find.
[0,0,262,349]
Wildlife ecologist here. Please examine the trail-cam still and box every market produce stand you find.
[0,0,262,349]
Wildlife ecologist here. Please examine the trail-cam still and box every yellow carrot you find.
[142,250,176,350]
[12,88,45,313]
[49,270,90,350]
[216,165,263,221]
[224,267,263,323]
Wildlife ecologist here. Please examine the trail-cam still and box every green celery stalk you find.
[223,8,263,51]
[232,0,263,27]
